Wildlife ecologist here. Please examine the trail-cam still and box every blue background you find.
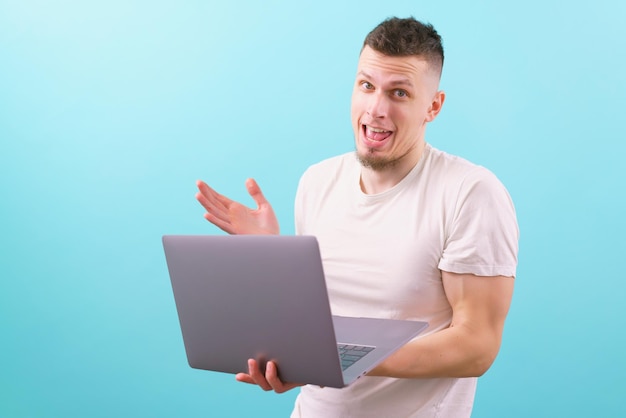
[1,1,625,417]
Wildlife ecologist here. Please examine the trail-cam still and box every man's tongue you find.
[366,126,392,141]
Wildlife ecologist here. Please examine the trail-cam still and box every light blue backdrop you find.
[1,1,624,417]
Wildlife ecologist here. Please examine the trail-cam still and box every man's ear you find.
[426,90,446,122]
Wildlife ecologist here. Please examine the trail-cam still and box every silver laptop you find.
[162,235,428,388]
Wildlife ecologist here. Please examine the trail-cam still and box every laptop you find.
[162,235,428,388]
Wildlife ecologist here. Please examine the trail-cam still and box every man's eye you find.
[361,81,373,90]
[395,89,408,98]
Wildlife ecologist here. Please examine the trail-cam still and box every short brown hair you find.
[363,17,444,76]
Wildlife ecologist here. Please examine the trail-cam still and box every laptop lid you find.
[162,235,428,388]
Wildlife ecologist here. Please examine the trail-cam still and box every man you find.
[196,17,518,417]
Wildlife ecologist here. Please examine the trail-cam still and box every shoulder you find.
[425,145,507,193]
[426,145,485,176]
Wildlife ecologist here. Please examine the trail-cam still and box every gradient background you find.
[1,1,625,417]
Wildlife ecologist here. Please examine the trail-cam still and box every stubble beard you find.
[356,148,399,171]
[356,144,418,172]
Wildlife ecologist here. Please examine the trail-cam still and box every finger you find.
[195,181,237,227]
[196,194,236,233]
[265,361,288,393]
[265,361,304,394]
[196,180,230,215]
[235,372,255,384]
[202,212,239,235]
[247,359,272,391]
[196,191,231,224]
[196,181,224,214]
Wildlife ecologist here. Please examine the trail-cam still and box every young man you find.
[196,17,518,417]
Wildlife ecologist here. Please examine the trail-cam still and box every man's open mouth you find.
[364,125,393,142]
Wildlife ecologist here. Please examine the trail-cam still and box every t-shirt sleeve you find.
[438,167,519,277]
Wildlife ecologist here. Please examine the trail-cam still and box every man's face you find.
[351,46,444,172]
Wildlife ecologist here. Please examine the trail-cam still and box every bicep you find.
[442,271,514,344]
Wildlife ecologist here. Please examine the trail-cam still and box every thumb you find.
[245,178,270,208]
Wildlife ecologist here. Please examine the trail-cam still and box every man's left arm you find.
[369,271,514,378]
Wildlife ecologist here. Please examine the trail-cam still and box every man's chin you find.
[355,150,397,171]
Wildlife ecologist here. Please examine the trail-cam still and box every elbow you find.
[467,347,499,377]
[460,327,504,377]
[472,356,495,377]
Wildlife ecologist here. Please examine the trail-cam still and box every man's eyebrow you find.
[389,78,414,88]
[356,71,413,88]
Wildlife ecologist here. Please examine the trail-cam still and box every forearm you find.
[368,323,502,379]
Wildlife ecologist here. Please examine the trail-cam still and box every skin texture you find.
[195,46,514,393]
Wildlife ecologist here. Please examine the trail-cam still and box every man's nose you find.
[366,93,389,118]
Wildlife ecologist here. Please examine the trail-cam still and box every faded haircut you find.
[363,17,444,77]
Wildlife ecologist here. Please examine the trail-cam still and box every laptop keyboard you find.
[337,343,375,371]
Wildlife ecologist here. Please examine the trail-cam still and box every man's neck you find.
[359,142,426,195]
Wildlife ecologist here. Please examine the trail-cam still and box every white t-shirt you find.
[290,144,519,418]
